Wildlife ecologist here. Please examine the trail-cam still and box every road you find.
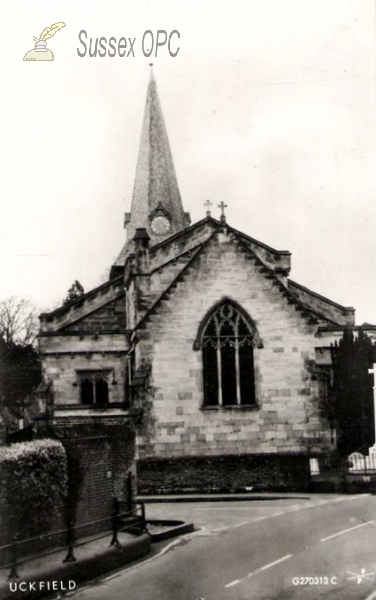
[70,494,376,600]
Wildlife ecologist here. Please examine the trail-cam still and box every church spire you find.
[124,71,189,245]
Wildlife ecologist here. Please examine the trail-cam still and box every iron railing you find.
[347,452,376,474]
[310,452,376,477]
[0,500,146,580]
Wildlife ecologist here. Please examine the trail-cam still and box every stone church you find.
[38,72,362,493]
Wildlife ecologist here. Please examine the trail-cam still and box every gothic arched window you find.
[78,371,110,406]
[197,301,260,407]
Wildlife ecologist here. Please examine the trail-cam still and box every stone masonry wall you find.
[62,295,126,333]
[39,278,124,333]
[39,334,129,407]
[136,228,333,460]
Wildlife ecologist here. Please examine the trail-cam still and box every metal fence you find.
[347,452,376,474]
[310,452,376,477]
[0,500,146,580]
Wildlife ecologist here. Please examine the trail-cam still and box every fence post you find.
[110,497,121,548]
[7,534,19,580]
[63,517,77,563]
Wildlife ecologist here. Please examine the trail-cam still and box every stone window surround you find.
[74,369,117,406]
[194,299,262,409]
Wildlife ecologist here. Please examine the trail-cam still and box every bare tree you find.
[0,296,39,346]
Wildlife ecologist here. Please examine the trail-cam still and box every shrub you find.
[0,439,68,539]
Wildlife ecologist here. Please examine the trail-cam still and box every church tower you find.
[112,70,190,274]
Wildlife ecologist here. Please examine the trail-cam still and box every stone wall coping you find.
[289,279,355,314]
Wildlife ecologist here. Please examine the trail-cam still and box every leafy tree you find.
[62,280,85,306]
[0,337,42,412]
[329,328,375,456]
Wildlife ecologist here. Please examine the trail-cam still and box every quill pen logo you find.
[23,22,66,61]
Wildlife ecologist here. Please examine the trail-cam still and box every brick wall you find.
[54,419,136,528]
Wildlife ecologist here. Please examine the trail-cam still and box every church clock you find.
[151,215,171,235]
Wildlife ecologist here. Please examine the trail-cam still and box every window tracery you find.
[199,302,258,407]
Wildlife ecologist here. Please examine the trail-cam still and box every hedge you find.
[0,439,68,539]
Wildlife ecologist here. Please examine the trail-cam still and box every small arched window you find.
[197,301,260,407]
[78,371,110,406]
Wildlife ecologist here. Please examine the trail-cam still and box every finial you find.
[149,63,155,82]
[204,199,213,217]
[218,201,228,223]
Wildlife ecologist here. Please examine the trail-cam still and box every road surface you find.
[69,494,376,600]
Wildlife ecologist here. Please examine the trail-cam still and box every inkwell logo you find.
[23,22,66,61]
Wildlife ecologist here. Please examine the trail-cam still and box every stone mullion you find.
[217,342,223,406]
[214,315,223,406]
[235,339,241,405]
[92,380,97,404]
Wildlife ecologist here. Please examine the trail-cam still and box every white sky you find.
[0,0,375,324]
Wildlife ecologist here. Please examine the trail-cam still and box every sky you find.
[0,0,375,324]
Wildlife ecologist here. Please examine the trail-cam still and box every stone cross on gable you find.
[204,199,212,216]
[218,201,228,223]
[368,363,376,454]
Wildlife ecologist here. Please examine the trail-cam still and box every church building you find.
[38,72,361,493]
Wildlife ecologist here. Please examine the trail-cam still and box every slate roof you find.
[113,73,189,268]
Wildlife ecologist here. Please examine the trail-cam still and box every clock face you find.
[151,215,171,235]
